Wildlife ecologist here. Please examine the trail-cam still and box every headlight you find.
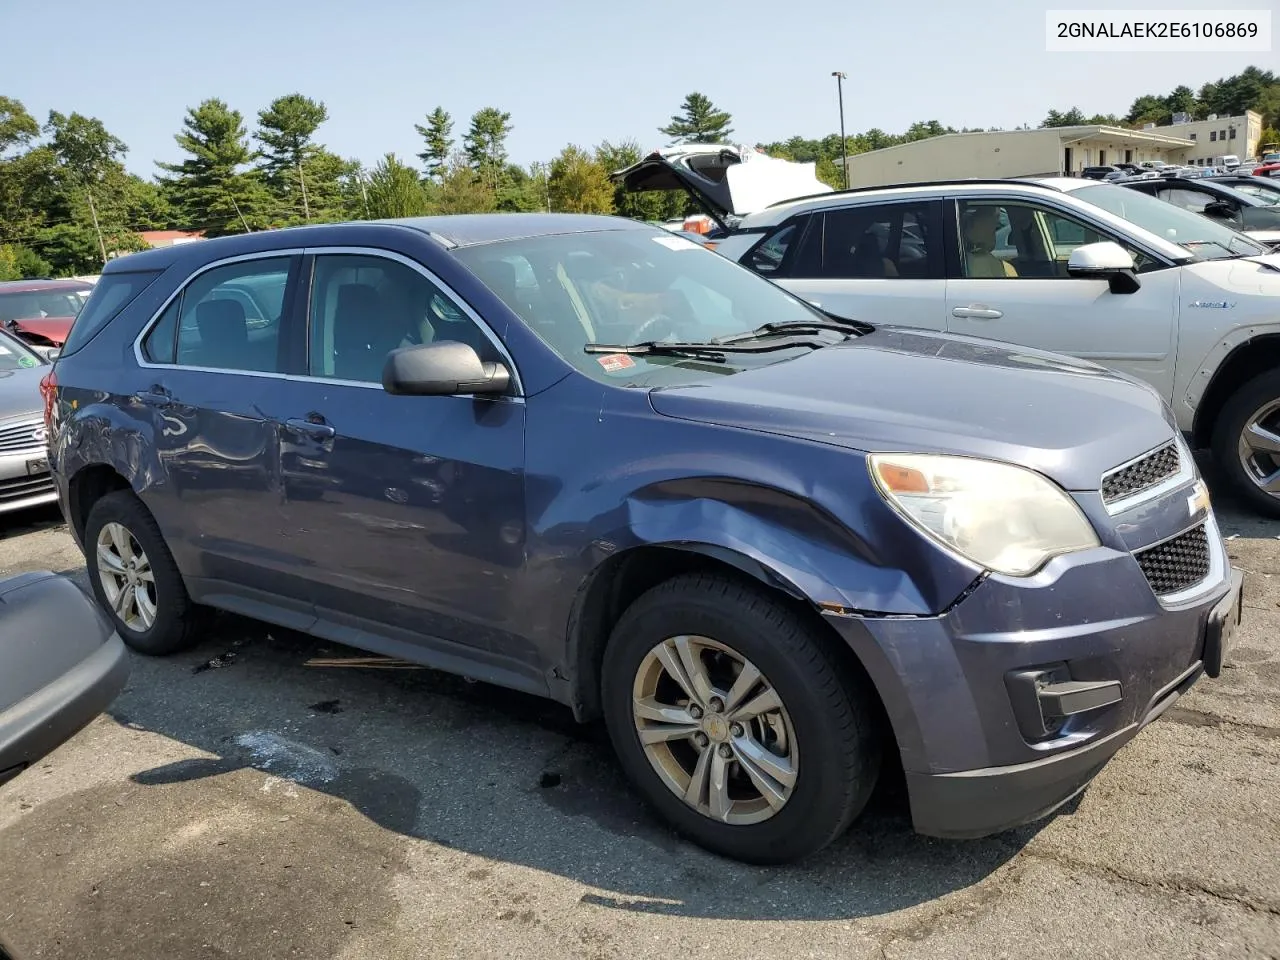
[869,453,1100,576]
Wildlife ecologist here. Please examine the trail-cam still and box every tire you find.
[83,490,203,655]
[1211,369,1280,519]
[600,573,881,864]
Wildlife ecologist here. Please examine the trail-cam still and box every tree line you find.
[1,65,1276,279]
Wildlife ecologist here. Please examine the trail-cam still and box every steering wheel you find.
[629,313,682,344]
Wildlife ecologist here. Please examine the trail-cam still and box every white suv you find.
[613,153,1280,515]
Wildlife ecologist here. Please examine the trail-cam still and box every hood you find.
[4,316,72,345]
[0,364,49,422]
[610,144,832,225]
[648,328,1173,492]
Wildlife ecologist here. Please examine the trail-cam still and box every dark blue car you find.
[43,214,1242,863]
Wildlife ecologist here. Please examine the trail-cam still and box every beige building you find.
[1151,110,1262,165]
[844,125,1195,187]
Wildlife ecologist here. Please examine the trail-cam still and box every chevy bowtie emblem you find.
[1188,480,1211,517]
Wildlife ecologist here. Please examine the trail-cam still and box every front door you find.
[773,200,949,330]
[133,253,307,601]
[944,197,1180,399]
[265,250,530,663]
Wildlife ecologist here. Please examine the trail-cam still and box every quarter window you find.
[308,254,498,384]
[817,203,942,279]
[144,257,292,372]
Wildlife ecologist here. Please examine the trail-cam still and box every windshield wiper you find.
[718,318,872,343]
[583,334,837,359]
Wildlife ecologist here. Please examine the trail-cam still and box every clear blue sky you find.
[5,0,1275,177]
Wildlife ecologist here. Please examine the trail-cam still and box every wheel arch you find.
[66,463,133,545]
[1191,333,1280,449]
[564,543,893,751]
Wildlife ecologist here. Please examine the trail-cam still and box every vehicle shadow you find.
[106,614,1039,923]
[0,503,65,539]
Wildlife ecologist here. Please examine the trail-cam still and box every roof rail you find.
[765,178,1062,209]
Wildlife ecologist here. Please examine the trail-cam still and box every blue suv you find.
[44,214,1242,863]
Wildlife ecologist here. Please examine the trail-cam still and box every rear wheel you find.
[601,573,881,864]
[84,491,203,655]
[1212,370,1280,519]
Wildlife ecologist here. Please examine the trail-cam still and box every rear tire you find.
[601,573,881,864]
[1211,370,1280,519]
[84,490,203,655]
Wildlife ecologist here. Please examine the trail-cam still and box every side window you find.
[170,257,292,372]
[142,299,179,363]
[308,253,498,384]
[1158,188,1212,214]
[957,200,1153,279]
[820,203,942,280]
[747,218,804,276]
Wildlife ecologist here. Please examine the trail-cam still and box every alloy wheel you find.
[1237,398,1280,497]
[95,521,158,632]
[631,634,798,825]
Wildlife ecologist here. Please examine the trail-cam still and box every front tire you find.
[601,573,881,864]
[84,490,203,655]
[1212,370,1280,519]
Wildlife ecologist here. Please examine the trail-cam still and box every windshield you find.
[1071,183,1267,260]
[452,228,838,386]
[0,287,90,322]
[0,329,45,371]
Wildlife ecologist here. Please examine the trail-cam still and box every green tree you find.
[547,145,614,214]
[0,96,39,156]
[158,98,272,236]
[464,107,513,189]
[364,153,431,219]
[1164,85,1200,119]
[255,93,332,223]
[0,244,52,280]
[1042,107,1087,128]
[660,92,733,144]
[595,139,683,220]
[415,107,454,181]
[434,153,496,215]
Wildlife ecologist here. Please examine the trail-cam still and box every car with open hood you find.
[687,176,1280,518]
[44,213,1240,864]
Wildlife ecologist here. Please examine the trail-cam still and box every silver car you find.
[0,329,54,515]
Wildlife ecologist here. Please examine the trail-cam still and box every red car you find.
[0,278,94,347]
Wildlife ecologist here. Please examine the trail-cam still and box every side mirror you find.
[1067,241,1141,294]
[382,341,511,397]
[34,345,59,362]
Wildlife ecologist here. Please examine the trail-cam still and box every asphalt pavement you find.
[0,466,1277,960]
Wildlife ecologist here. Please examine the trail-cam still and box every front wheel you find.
[601,573,881,864]
[1212,370,1280,519]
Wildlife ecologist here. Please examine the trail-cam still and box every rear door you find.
[942,196,1181,398]
[766,200,949,329]
[263,247,532,669]
[133,251,310,607]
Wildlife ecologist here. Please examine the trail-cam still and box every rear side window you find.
[59,271,162,356]
[818,202,944,279]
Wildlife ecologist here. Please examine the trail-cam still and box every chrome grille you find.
[1135,524,1210,596]
[0,418,46,456]
[0,472,54,503]
[1102,442,1180,505]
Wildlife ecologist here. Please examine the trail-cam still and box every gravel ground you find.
[0,465,1278,960]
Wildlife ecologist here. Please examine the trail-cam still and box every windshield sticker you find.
[652,234,702,252]
[596,353,637,374]
[17,354,36,368]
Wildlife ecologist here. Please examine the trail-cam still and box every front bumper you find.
[824,537,1241,839]
[0,448,56,515]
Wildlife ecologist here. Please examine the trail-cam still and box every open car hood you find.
[610,144,832,225]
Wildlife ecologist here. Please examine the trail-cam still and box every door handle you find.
[285,417,336,440]
[135,386,174,408]
[952,305,1004,320]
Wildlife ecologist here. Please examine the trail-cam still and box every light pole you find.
[832,71,848,189]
